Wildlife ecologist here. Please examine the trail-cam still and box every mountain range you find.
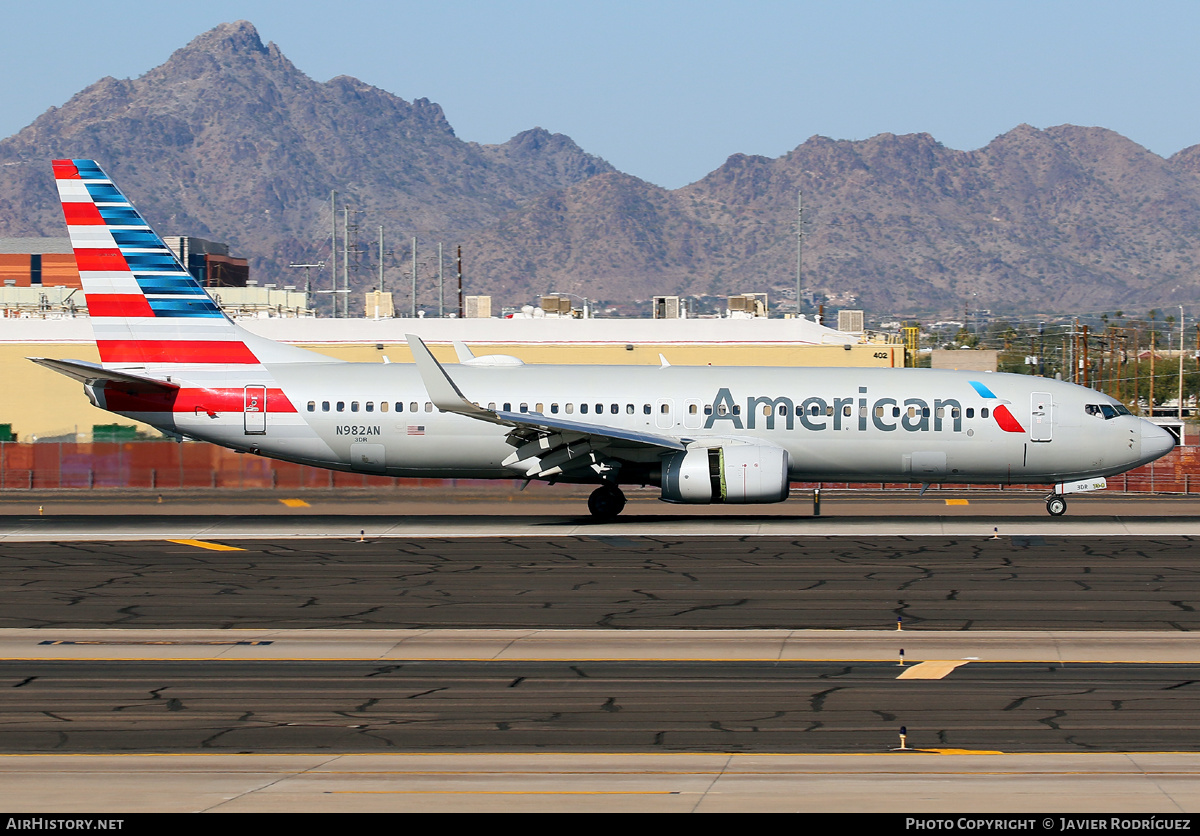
[2,20,1199,319]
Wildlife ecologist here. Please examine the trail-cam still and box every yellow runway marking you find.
[944,499,970,505]
[897,660,971,679]
[279,498,310,507]
[166,539,245,552]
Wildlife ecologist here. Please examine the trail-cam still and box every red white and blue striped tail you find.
[52,159,313,369]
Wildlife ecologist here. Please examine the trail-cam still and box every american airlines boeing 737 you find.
[33,159,1176,517]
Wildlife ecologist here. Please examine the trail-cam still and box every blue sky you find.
[3,1,1198,189]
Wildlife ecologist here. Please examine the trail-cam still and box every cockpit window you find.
[1086,403,1129,420]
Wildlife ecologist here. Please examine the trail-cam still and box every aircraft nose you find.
[1140,420,1176,462]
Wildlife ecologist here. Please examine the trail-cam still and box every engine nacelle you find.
[661,445,790,504]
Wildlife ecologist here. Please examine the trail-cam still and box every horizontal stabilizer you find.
[29,357,180,392]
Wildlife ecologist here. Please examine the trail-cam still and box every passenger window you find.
[534,403,544,413]
[763,405,772,417]
[689,404,697,414]
[503,403,511,411]
[922,408,930,418]
[551,403,559,414]
[951,408,960,418]
[425,402,433,412]
[662,404,670,413]
[704,405,713,415]
[644,404,652,415]
[935,407,944,419]
[410,402,418,412]
[733,405,741,415]
[611,404,619,414]
[322,401,330,412]
[626,404,635,414]
[380,402,388,413]
[825,406,834,416]
[520,403,529,413]
[337,401,345,412]
[351,401,359,412]
[581,403,589,414]
[307,401,315,412]
[566,404,574,414]
[596,404,604,414]
[488,402,496,410]
[981,408,990,418]
[875,406,885,418]
[718,404,728,416]
[843,405,852,417]
[907,407,916,418]
[966,408,974,418]
[366,402,374,413]
[892,407,900,418]
[778,405,787,416]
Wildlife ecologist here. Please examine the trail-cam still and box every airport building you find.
[1,311,899,441]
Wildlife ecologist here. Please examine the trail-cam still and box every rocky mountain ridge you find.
[2,20,1199,317]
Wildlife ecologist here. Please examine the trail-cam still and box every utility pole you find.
[411,237,418,317]
[378,227,385,294]
[438,243,444,318]
[457,245,464,318]
[329,191,337,318]
[796,189,803,318]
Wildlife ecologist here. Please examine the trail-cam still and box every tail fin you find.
[52,159,317,369]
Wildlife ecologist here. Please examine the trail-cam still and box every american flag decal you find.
[407,425,425,436]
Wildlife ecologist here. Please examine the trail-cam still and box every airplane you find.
[32,159,1176,518]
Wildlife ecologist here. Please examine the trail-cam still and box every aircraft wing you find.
[29,357,180,393]
[406,334,685,479]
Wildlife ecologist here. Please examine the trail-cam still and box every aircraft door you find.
[1030,392,1052,442]
[244,385,267,435]
[683,400,703,429]
[656,399,674,429]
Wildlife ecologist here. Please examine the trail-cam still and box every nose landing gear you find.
[588,484,627,519]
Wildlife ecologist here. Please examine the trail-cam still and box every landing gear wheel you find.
[1046,496,1067,517]
[588,485,627,519]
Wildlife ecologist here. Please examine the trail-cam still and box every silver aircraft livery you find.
[33,159,1177,517]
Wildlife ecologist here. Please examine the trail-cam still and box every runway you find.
[5,499,1200,811]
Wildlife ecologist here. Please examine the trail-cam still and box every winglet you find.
[405,334,498,422]
[452,341,475,362]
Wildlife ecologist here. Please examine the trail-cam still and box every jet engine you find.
[660,444,790,504]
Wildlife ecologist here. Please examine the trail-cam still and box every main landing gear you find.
[588,484,627,519]
[1046,495,1067,516]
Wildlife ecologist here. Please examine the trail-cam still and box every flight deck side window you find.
[307,401,315,412]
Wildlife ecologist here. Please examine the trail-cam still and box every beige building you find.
[2,316,901,440]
